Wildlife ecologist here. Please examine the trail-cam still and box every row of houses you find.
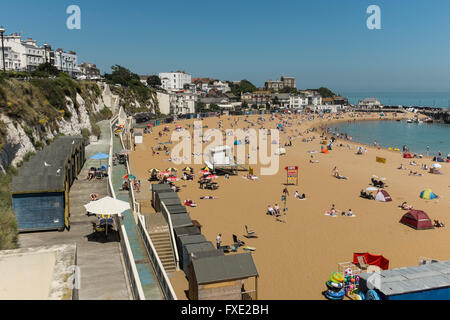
[0,31,100,79]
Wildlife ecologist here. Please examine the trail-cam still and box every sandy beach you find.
[130,112,450,300]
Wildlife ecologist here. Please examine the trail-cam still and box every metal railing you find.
[136,214,178,300]
[117,125,177,300]
[108,115,145,300]
[161,202,180,270]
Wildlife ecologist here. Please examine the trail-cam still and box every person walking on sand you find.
[282,187,289,196]
[216,234,222,249]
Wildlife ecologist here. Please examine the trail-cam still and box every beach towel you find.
[324,211,337,217]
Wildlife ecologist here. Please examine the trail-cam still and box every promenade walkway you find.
[111,134,164,300]
[19,121,131,300]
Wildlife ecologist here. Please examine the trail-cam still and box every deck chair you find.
[244,225,258,238]
[233,234,245,247]
[357,256,369,270]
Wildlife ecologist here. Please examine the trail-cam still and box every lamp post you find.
[0,26,6,72]
[43,43,49,64]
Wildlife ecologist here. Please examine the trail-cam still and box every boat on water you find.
[406,118,423,124]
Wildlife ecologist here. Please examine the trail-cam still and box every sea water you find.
[328,120,450,156]
[342,92,450,108]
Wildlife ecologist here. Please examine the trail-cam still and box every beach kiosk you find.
[188,253,259,300]
[359,260,450,300]
[11,136,85,232]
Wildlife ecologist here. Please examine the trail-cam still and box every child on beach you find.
[267,205,275,215]
[274,204,280,216]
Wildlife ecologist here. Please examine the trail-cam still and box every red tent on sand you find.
[400,210,434,230]
[375,190,392,202]
[353,253,389,270]
[403,153,413,158]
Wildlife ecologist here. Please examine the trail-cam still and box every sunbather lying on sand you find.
[294,191,306,200]
[400,202,413,210]
[409,170,422,176]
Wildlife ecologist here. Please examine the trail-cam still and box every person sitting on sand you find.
[330,204,337,216]
[398,164,405,170]
[332,166,339,177]
[274,204,281,216]
[267,205,275,215]
[347,209,354,217]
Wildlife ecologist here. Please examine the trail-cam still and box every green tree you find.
[209,103,220,112]
[279,87,298,94]
[316,87,336,98]
[229,79,257,96]
[31,62,61,78]
[146,75,161,88]
[104,65,141,87]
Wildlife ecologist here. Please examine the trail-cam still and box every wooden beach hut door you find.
[64,180,70,230]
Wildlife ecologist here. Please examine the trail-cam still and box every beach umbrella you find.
[160,171,170,176]
[84,196,130,236]
[366,187,378,192]
[380,177,387,181]
[432,163,442,169]
[166,167,178,172]
[148,168,160,175]
[147,124,153,127]
[90,152,109,166]
[205,175,218,180]
[201,166,210,172]
[167,176,178,182]
[234,140,242,145]
[200,170,210,175]
[122,174,136,180]
[90,153,109,160]
[372,175,378,178]
[183,167,194,173]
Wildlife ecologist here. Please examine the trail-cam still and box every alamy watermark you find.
[367,5,381,30]
[66,5,81,30]
[170,121,280,175]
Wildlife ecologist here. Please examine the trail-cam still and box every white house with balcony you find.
[0,46,22,71]
[157,91,197,115]
[54,49,81,77]
[158,71,192,91]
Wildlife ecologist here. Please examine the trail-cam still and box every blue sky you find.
[2,0,450,92]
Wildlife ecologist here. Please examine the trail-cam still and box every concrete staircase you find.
[144,211,177,274]
[149,230,176,273]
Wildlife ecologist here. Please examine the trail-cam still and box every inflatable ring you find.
[330,272,344,284]
[366,290,380,300]
[324,289,345,300]
[326,281,344,289]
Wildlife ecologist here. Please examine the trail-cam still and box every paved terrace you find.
[19,121,131,300]
[111,134,164,300]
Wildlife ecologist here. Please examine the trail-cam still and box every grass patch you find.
[0,167,19,250]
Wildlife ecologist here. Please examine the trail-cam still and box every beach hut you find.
[358,260,450,300]
[178,235,208,272]
[420,189,438,200]
[11,136,84,232]
[375,190,392,202]
[188,253,259,300]
[400,210,434,230]
[156,192,180,212]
